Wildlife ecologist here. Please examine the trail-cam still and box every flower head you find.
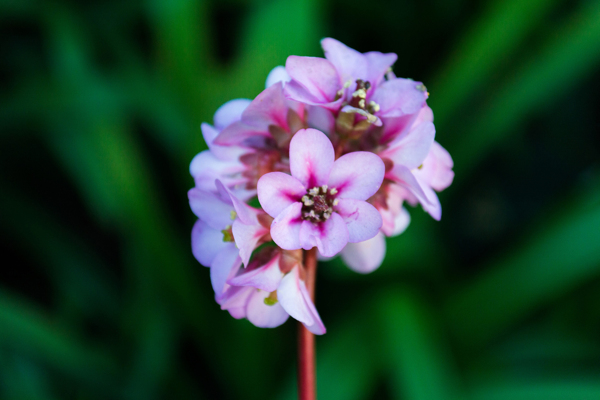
[257,128,385,257]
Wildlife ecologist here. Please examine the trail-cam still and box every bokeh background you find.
[2,0,600,398]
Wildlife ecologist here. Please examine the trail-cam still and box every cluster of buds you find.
[189,38,454,333]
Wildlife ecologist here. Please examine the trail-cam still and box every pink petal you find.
[213,120,270,146]
[277,266,326,335]
[285,81,345,112]
[386,164,432,207]
[289,128,335,188]
[270,202,303,250]
[201,123,247,161]
[241,83,289,130]
[327,152,385,201]
[191,219,230,267]
[189,151,246,192]
[285,56,341,103]
[381,121,435,170]
[232,218,266,267]
[213,98,252,130]
[321,38,368,84]
[334,199,382,243]
[219,285,253,318]
[307,105,335,134]
[188,188,234,230]
[215,180,257,225]
[246,290,290,328]
[416,141,454,192]
[417,179,442,221]
[210,248,241,300]
[371,78,427,118]
[340,232,386,274]
[298,213,348,257]
[228,253,283,292]
[391,206,411,237]
[364,51,398,87]
[266,66,291,88]
[257,172,306,218]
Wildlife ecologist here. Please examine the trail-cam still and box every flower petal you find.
[289,128,334,188]
[241,83,289,130]
[213,120,270,146]
[266,66,291,88]
[270,202,303,250]
[213,98,251,130]
[189,151,247,194]
[391,206,411,237]
[386,164,432,207]
[232,218,266,267]
[371,78,427,118]
[257,172,306,218]
[334,199,382,243]
[228,253,283,292]
[340,232,386,274]
[220,285,253,318]
[246,290,290,328]
[321,37,368,84]
[277,266,326,335]
[381,120,435,170]
[364,51,398,86]
[191,219,229,267]
[210,246,241,300]
[417,179,442,221]
[285,56,341,103]
[216,179,257,225]
[299,213,348,257]
[188,188,234,230]
[327,152,385,201]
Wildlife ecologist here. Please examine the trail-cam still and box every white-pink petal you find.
[266,66,291,88]
[285,56,341,103]
[340,232,386,274]
[289,128,335,188]
[382,120,435,170]
[327,151,385,201]
[299,213,348,257]
[246,290,290,328]
[372,78,427,118]
[210,248,241,300]
[213,98,251,130]
[321,37,368,85]
[257,172,306,218]
[277,266,326,335]
[188,188,234,230]
[191,220,230,267]
[270,202,303,250]
[228,253,283,292]
[386,165,432,207]
[334,199,382,243]
[231,219,265,267]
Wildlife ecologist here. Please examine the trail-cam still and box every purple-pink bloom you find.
[257,128,384,257]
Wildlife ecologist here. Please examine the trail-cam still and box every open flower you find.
[257,128,385,257]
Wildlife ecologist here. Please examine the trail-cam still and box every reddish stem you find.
[298,247,318,400]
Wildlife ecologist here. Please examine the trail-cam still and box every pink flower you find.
[220,247,326,334]
[257,128,385,257]
[189,180,270,301]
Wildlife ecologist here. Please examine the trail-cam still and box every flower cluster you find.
[189,38,454,333]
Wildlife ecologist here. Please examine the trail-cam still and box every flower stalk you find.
[298,247,318,400]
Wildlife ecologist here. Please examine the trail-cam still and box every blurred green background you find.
[1,0,600,398]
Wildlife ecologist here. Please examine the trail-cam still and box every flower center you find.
[301,185,339,222]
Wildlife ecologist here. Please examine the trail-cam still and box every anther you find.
[369,101,380,113]
[333,199,339,206]
[352,88,367,99]
[330,188,338,195]
[343,80,352,88]
[358,99,366,109]
[309,187,319,196]
[321,184,328,193]
[230,210,237,220]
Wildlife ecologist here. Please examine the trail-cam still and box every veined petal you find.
[220,285,253,318]
[278,266,326,335]
[335,199,382,243]
[386,164,432,207]
[257,172,306,218]
[372,78,427,118]
[266,66,291,88]
[188,188,234,230]
[289,128,334,188]
[285,56,341,103]
[381,121,435,170]
[299,213,348,257]
[270,202,303,250]
[232,219,266,267]
[321,37,368,84]
[228,253,283,292]
[213,98,251,130]
[327,152,385,201]
[340,232,386,274]
[210,247,241,300]
[241,83,289,130]
[191,220,230,267]
[246,290,290,328]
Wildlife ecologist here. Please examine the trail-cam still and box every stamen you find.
[230,210,237,220]
[352,88,367,99]
[264,291,278,306]
[303,198,313,206]
[323,212,331,220]
[309,187,319,196]
[333,199,339,206]
[321,184,328,193]
[358,99,365,108]
[343,80,352,88]
[330,188,338,195]
[369,101,380,113]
